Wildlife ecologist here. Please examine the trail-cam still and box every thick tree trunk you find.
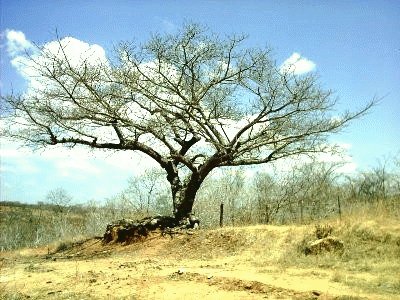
[173,187,197,220]
[165,152,219,221]
[171,173,203,220]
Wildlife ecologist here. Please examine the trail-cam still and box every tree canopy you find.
[1,24,374,219]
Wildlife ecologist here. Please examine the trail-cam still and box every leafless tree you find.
[124,167,168,214]
[253,172,284,224]
[356,157,400,202]
[46,187,72,213]
[1,23,374,221]
[289,161,343,221]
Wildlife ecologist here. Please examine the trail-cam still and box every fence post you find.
[337,196,342,219]
[219,203,224,228]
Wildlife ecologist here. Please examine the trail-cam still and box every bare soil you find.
[1,224,398,299]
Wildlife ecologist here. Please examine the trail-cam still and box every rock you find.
[312,290,322,296]
[150,218,159,226]
[177,268,185,275]
[188,214,200,227]
[304,236,344,255]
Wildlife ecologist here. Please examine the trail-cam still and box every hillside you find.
[1,213,399,300]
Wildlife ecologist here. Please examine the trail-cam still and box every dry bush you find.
[315,224,333,239]
[0,198,156,251]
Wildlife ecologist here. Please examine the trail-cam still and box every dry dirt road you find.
[1,225,398,299]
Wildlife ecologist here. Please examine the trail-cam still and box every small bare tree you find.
[46,187,72,213]
[124,168,168,214]
[253,172,280,224]
[45,187,73,238]
[1,23,374,222]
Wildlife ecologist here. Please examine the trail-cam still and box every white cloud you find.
[4,29,108,84]
[41,37,108,68]
[4,30,36,78]
[280,52,316,75]
[5,29,34,56]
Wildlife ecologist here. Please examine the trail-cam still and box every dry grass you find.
[1,201,399,299]
[272,203,400,297]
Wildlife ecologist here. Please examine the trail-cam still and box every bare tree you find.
[46,187,72,213]
[253,172,280,224]
[124,167,168,214]
[45,187,73,239]
[356,157,399,202]
[1,23,374,222]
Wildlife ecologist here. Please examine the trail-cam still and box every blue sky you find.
[1,0,399,204]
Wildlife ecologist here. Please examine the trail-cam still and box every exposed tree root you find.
[103,214,200,244]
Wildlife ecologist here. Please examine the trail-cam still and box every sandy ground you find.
[1,226,398,299]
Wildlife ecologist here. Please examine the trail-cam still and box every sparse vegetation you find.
[1,206,398,299]
[1,155,399,251]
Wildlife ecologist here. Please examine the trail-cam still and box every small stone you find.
[312,290,322,296]
[177,268,185,275]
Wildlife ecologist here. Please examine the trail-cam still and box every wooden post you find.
[300,199,304,223]
[337,196,342,219]
[219,203,224,228]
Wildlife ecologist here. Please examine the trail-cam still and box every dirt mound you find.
[45,226,255,261]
